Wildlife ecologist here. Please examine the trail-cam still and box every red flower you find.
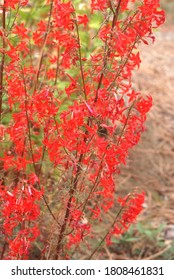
[77,15,89,27]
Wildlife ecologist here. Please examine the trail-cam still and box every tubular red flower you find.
[0,0,165,259]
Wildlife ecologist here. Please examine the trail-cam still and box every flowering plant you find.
[0,0,165,259]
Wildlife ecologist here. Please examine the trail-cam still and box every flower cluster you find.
[0,181,42,259]
[0,0,165,259]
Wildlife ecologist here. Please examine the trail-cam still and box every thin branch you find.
[87,206,123,260]
[0,241,7,260]
[73,13,87,100]
[88,193,131,260]
[82,152,105,212]
[0,0,6,123]
[54,153,83,259]
[54,45,60,86]
[21,65,60,227]
[94,0,122,103]
[107,39,138,93]
[33,0,54,93]
[117,100,136,146]
[8,3,20,31]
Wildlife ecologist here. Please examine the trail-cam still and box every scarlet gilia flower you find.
[105,191,145,246]
[1,183,42,259]
[0,0,164,259]
[114,192,145,234]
